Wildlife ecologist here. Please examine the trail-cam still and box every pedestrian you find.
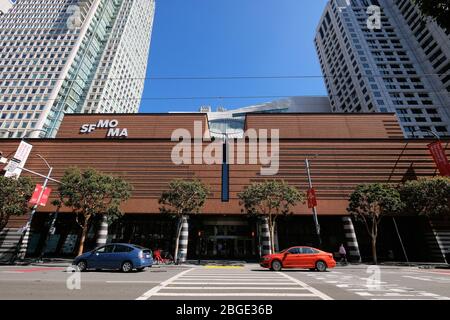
[339,243,347,265]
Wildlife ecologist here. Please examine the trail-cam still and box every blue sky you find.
[139,0,329,113]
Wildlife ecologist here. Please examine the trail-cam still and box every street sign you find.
[4,141,33,178]
[4,158,21,173]
[428,141,450,176]
[307,188,318,208]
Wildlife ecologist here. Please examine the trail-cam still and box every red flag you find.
[428,142,450,176]
[39,187,52,207]
[29,184,43,205]
[307,188,318,208]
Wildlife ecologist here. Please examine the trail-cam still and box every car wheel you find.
[271,260,282,272]
[121,261,133,273]
[315,260,327,272]
[76,260,87,272]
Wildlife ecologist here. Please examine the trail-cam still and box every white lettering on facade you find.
[79,119,127,138]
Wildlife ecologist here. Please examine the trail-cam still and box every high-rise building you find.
[0,0,12,15]
[315,0,450,138]
[0,0,155,138]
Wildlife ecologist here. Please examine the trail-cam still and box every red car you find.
[260,246,336,272]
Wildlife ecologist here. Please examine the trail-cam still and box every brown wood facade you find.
[1,113,448,228]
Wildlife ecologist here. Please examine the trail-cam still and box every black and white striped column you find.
[178,216,189,263]
[342,216,361,263]
[96,215,109,248]
[259,216,272,256]
[17,224,30,260]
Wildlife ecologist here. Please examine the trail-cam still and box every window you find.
[288,248,301,254]
[96,245,114,253]
[114,245,133,253]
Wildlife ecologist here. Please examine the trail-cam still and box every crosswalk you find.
[304,270,450,300]
[137,267,332,300]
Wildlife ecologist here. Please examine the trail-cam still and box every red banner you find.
[39,187,52,207]
[29,184,43,205]
[428,142,450,176]
[29,184,52,206]
[307,188,318,208]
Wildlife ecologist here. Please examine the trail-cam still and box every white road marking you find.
[278,272,333,300]
[107,281,162,284]
[136,268,194,300]
[162,286,309,290]
[402,276,434,282]
[152,293,317,297]
[171,281,297,285]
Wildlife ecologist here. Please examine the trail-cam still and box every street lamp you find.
[304,155,322,248]
[16,153,54,260]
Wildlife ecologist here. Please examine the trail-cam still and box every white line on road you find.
[171,281,297,285]
[106,281,163,284]
[161,286,309,290]
[278,272,333,300]
[151,293,318,297]
[136,268,194,300]
[402,276,433,282]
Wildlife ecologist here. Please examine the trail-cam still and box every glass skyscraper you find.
[0,0,155,138]
[315,0,450,138]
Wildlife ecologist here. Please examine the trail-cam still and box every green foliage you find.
[239,180,305,253]
[159,179,209,217]
[238,180,305,217]
[57,167,133,224]
[347,183,404,264]
[0,176,34,232]
[399,177,450,217]
[413,0,450,32]
[348,183,404,222]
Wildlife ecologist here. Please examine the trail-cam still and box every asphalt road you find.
[0,264,449,300]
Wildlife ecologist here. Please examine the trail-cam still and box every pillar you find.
[178,216,189,263]
[342,216,361,263]
[96,215,109,248]
[259,216,272,256]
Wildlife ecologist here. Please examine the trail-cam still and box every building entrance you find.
[189,217,257,260]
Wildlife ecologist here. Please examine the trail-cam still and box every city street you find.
[0,264,449,300]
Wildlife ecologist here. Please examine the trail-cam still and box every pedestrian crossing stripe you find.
[204,266,244,269]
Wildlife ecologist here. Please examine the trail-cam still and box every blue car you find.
[73,243,153,273]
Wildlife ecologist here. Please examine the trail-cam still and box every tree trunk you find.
[371,237,378,265]
[77,216,90,256]
[173,216,183,264]
[270,219,277,254]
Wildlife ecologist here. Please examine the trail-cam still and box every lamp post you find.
[305,155,322,248]
[16,154,54,260]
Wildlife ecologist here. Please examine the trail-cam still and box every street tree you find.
[399,177,450,217]
[159,179,209,263]
[56,168,132,256]
[0,176,34,233]
[413,0,450,32]
[238,180,305,254]
[347,183,404,264]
